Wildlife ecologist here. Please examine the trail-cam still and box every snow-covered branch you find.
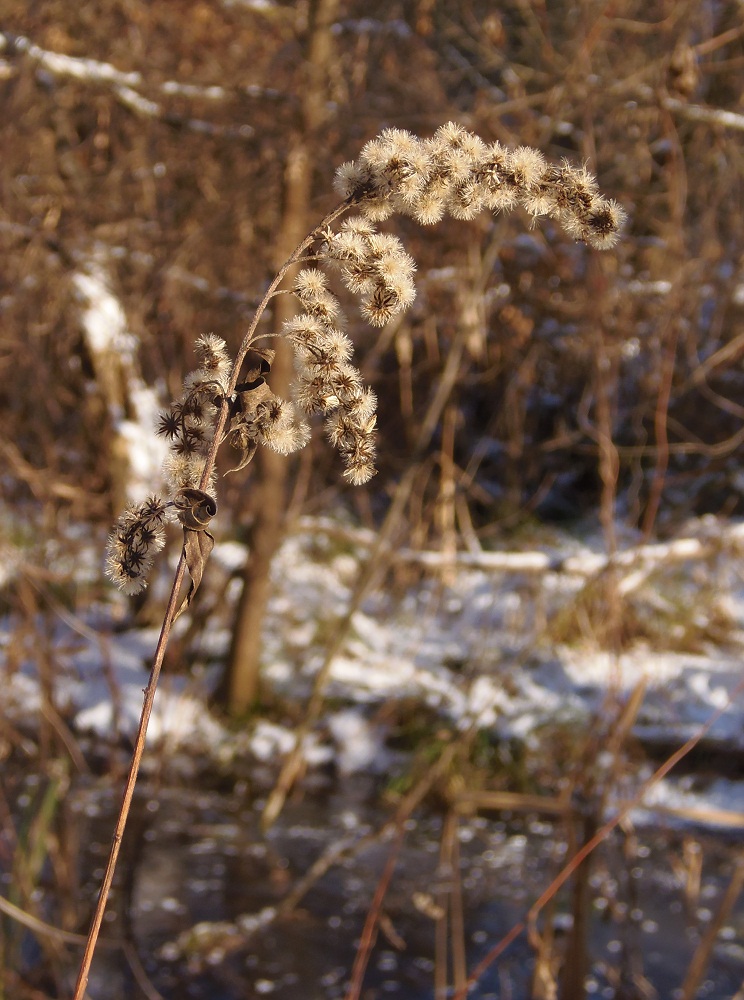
[0,31,288,138]
[298,515,744,580]
[663,95,744,133]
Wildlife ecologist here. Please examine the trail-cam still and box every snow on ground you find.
[74,258,168,501]
[3,517,744,824]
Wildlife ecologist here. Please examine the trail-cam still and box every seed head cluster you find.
[334,121,625,248]
[285,269,377,484]
[106,122,625,594]
[226,370,311,473]
[320,218,416,327]
[105,335,231,594]
[105,496,169,595]
[158,333,232,494]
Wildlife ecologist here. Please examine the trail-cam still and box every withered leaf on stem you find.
[239,346,275,384]
[224,377,273,473]
[172,488,217,619]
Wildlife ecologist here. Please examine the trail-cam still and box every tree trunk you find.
[219,0,340,715]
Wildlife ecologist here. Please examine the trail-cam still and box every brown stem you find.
[71,199,351,999]
[72,554,186,1000]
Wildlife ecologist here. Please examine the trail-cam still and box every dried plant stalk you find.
[75,124,625,999]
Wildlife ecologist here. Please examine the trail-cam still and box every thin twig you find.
[343,739,463,1000]
[72,554,186,1000]
[0,892,121,949]
[450,678,744,1000]
[679,854,744,1000]
[344,825,406,1000]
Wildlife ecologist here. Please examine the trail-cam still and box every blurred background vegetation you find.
[3,3,744,998]
[3,0,743,542]
[4,0,744,705]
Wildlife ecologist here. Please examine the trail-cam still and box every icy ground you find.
[4,515,744,823]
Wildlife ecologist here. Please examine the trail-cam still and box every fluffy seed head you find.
[105,496,169,594]
[582,198,627,249]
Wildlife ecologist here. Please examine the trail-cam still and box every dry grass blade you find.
[0,893,121,949]
[451,678,744,1000]
[679,854,744,1000]
[343,739,462,1000]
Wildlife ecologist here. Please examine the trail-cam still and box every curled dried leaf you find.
[174,527,215,622]
[239,347,275,384]
[172,488,218,530]
[171,489,217,621]
[232,377,274,418]
[225,428,258,474]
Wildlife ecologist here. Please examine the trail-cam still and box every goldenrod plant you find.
[73,124,624,999]
[104,123,625,605]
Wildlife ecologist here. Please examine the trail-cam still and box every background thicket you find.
[2,0,743,532]
[4,0,744,709]
[3,3,744,999]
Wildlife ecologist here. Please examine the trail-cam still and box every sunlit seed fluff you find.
[412,188,449,225]
[374,262,416,310]
[361,283,410,326]
[365,129,432,208]
[294,267,330,299]
[581,198,627,249]
[344,463,375,486]
[295,373,339,415]
[326,230,369,263]
[340,217,378,240]
[341,444,377,485]
[324,410,354,449]
[364,232,405,258]
[359,197,397,223]
[105,546,153,595]
[375,248,416,287]
[283,313,327,347]
[358,128,430,203]
[254,398,311,455]
[520,186,560,219]
[320,328,354,362]
[105,497,168,594]
[338,259,380,295]
[475,141,509,188]
[334,159,396,219]
[432,121,482,155]
[194,334,232,386]
[329,362,364,401]
[345,387,377,424]
[305,351,340,379]
[316,296,345,324]
[163,452,213,491]
[357,135,390,172]
[333,160,372,201]
[420,147,456,193]
[440,147,478,186]
[449,180,488,221]
[360,127,420,167]
[293,271,342,323]
[507,146,547,192]
[555,163,599,211]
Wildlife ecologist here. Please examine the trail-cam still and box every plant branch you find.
[71,199,351,999]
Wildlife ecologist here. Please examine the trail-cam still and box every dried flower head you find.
[334,121,625,247]
[106,121,625,596]
[105,496,169,594]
